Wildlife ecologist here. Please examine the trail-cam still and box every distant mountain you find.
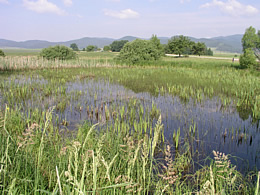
[189,34,243,53]
[0,34,243,53]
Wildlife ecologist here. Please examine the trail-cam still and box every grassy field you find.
[1,48,41,56]
[0,51,259,194]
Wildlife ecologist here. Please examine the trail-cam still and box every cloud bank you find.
[104,9,140,19]
[201,0,259,16]
[23,0,65,15]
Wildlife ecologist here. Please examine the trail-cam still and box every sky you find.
[0,0,260,41]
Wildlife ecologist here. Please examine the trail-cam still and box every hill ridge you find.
[0,34,243,53]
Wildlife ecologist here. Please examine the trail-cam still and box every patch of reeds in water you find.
[0,106,258,194]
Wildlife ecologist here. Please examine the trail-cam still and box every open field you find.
[1,48,41,56]
[0,52,259,194]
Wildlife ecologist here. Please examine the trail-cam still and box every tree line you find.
[2,27,258,70]
[69,36,213,57]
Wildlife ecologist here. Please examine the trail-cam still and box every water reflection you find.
[1,76,260,172]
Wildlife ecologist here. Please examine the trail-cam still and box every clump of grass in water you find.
[198,150,247,194]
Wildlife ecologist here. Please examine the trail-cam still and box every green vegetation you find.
[103,45,111,52]
[240,26,260,69]
[167,35,213,57]
[39,45,77,60]
[86,45,98,52]
[117,38,164,65]
[0,49,5,57]
[110,40,128,52]
[240,48,257,69]
[0,29,260,193]
[242,26,259,52]
[70,43,79,51]
[168,35,191,57]
[1,103,256,194]
[1,48,41,56]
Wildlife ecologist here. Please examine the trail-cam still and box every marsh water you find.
[1,74,260,172]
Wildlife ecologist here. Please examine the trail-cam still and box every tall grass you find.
[0,104,257,194]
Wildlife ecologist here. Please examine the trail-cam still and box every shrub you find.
[103,45,111,52]
[39,45,77,60]
[86,45,98,52]
[0,49,5,57]
[117,39,163,65]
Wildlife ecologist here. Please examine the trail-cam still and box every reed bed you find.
[0,106,257,194]
[0,56,118,70]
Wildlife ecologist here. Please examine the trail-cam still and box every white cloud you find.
[104,9,140,19]
[63,0,72,7]
[0,0,9,4]
[23,0,66,15]
[180,0,191,3]
[201,0,259,16]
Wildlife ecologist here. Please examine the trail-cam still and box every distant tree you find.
[150,35,164,55]
[0,49,5,57]
[117,39,163,65]
[206,48,214,56]
[86,45,98,52]
[110,40,128,52]
[82,48,85,51]
[167,35,191,57]
[103,45,111,52]
[184,41,195,55]
[192,42,206,56]
[163,44,171,54]
[239,48,257,69]
[70,43,79,51]
[39,45,76,60]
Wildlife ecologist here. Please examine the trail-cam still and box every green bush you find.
[239,48,257,69]
[86,45,98,52]
[39,45,77,60]
[117,39,163,65]
[103,45,111,52]
[0,49,5,57]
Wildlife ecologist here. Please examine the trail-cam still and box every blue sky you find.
[0,0,260,41]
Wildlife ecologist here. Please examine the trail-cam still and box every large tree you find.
[110,40,128,52]
[255,30,260,60]
[192,42,206,56]
[242,26,259,52]
[167,35,191,57]
[239,49,257,69]
[240,26,260,69]
[70,43,79,51]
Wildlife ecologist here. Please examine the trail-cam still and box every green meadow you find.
[0,51,259,194]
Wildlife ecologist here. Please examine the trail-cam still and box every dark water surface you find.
[1,75,260,172]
